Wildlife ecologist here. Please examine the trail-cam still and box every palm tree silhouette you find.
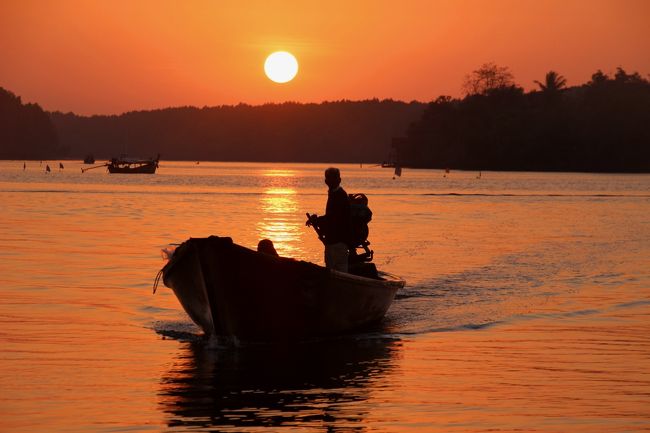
[535,71,567,93]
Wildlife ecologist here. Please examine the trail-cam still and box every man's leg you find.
[325,242,349,273]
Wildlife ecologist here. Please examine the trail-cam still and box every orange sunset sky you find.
[1,0,649,115]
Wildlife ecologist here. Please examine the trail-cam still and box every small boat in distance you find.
[81,154,160,173]
[156,236,405,343]
[107,154,159,173]
[83,154,95,164]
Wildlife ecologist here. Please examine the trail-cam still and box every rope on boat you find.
[153,244,180,294]
[152,269,164,294]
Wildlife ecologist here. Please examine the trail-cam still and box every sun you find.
[264,51,299,83]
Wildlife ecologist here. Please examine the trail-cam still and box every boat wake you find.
[152,295,650,344]
[152,321,204,342]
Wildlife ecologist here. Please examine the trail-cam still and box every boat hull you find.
[161,236,404,341]
[107,162,157,173]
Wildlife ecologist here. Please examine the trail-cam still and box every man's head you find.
[257,238,278,256]
[324,167,341,189]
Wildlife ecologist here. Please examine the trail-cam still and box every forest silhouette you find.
[50,100,425,164]
[0,87,61,159]
[396,65,650,172]
[1,65,649,172]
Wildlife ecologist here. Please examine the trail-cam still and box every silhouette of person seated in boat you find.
[257,239,279,256]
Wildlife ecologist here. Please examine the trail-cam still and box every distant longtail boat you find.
[80,154,160,174]
[107,154,160,173]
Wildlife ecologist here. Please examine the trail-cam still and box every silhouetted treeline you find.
[50,100,426,163]
[0,87,61,159]
[397,67,650,172]
[4,67,649,171]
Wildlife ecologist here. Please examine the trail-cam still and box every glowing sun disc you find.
[264,51,299,83]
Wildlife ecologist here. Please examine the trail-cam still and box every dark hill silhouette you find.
[50,100,426,163]
[0,87,61,159]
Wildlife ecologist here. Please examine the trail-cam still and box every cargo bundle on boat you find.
[156,236,404,342]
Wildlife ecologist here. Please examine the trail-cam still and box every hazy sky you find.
[1,0,649,115]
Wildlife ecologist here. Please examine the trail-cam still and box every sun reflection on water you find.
[256,186,303,257]
[261,169,297,178]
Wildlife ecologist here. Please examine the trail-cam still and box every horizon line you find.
[45,97,430,117]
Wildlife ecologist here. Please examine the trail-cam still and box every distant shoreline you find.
[4,158,649,174]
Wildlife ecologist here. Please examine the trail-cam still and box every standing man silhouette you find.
[308,167,351,272]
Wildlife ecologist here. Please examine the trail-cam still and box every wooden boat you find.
[158,236,404,342]
[107,154,159,173]
[83,154,95,164]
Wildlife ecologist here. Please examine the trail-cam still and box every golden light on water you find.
[3,161,650,431]
[261,169,297,178]
[257,186,302,257]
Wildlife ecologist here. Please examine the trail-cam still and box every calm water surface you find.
[1,160,649,432]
